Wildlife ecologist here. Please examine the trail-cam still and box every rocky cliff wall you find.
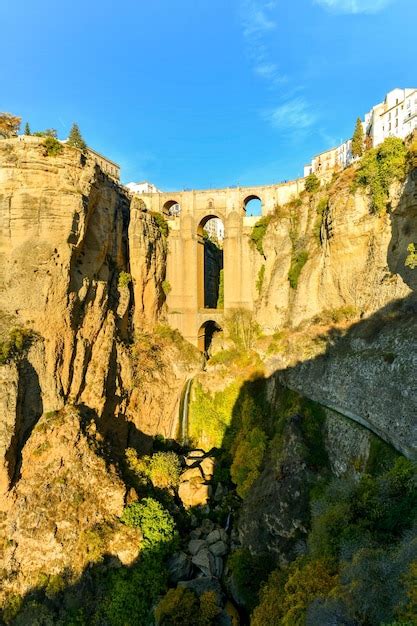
[252,168,416,330]
[0,137,195,508]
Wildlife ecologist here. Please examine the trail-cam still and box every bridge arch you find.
[197,320,223,353]
[243,194,262,216]
[197,215,224,309]
[162,199,181,216]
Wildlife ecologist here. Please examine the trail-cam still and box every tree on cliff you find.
[0,112,21,138]
[67,123,87,151]
[352,117,364,158]
[24,122,31,135]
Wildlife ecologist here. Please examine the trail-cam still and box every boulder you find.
[206,529,221,544]
[188,539,207,555]
[167,551,192,584]
[178,479,211,508]
[199,456,216,480]
[209,540,228,557]
[191,547,215,577]
[200,518,215,535]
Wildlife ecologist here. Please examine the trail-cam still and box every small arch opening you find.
[162,200,181,217]
[244,195,262,216]
[197,215,224,309]
[198,320,223,354]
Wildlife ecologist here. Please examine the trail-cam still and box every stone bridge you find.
[138,180,304,348]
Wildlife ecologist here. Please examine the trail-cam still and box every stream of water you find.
[180,378,193,446]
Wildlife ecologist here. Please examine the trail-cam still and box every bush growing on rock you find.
[250,215,272,256]
[121,497,177,553]
[304,173,320,193]
[125,449,182,490]
[355,136,407,214]
[155,587,221,626]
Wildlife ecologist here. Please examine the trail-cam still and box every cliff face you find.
[253,168,416,330]
[0,137,189,507]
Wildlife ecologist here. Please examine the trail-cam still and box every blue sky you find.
[1,0,416,189]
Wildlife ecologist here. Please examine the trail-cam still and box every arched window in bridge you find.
[244,195,262,216]
[197,320,223,354]
[197,216,225,310]
[162,200,181,217]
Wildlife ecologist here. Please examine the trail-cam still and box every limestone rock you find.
[188,539,207,555]
[167,551,193,584]
[209,540,228,557]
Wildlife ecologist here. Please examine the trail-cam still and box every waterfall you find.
[180,378,193,446]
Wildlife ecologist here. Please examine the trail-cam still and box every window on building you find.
[389,122,391,130]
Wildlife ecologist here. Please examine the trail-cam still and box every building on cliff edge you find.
[304,87,417,177]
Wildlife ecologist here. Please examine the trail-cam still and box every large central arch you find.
[197,214,224,310]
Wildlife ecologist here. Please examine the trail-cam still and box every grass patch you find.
[250,216,272,256]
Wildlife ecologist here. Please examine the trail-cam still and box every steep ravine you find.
[0,135,416,624]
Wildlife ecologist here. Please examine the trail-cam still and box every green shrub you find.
[162,279,171,295]
[0,327,32,364]
[154,588,221,626]
[151,211,169,237]
[43,136,63,156]
[225,307,260,351]
[405,243,417,269]
[126,449,181,490]
[250,216,272,256]
[304,173,320,193]
[217,268,224,308]
[256,264,265,295]
[149,452,182,489]
[355,136,407,214]
[155,587,199,625]
[288,249,309,289]
[228,548,273,613]
[118,271,132,289]
[121,497,177,552]
[230,425,267,498]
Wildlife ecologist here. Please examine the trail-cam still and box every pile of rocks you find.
[167,518,229,584]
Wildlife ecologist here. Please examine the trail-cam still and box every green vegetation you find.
[352,117,364,158]
[256,264,265,295]
[287,200,309,289]
[162,279,171,295]
[24,122,31,135]
[67,123,87,151]
[43,136,63,156]
[355,136,407,214]
[0,326,32,364]
[405,243,417,269]
[217,268,224,308]
[250,215,272,256]
[126,448,182,490]
[121,497,177,551]
[225,307,260,351]
[304,172,320,193]
[228,548,273,613]
[251,454,417,625]
[150,211,169,237]
[288,249,309,289]
[34,128,58,138]
[118,271,132,289]
[313,196,328,245]
[155,588,221,626]
[189,379,242,449]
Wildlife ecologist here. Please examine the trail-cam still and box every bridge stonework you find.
[138,180,304,347]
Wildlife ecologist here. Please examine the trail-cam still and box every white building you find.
[126,181,161,194]
[203,218,224,243]
[365,88,417,146]
[304,88,417,178]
